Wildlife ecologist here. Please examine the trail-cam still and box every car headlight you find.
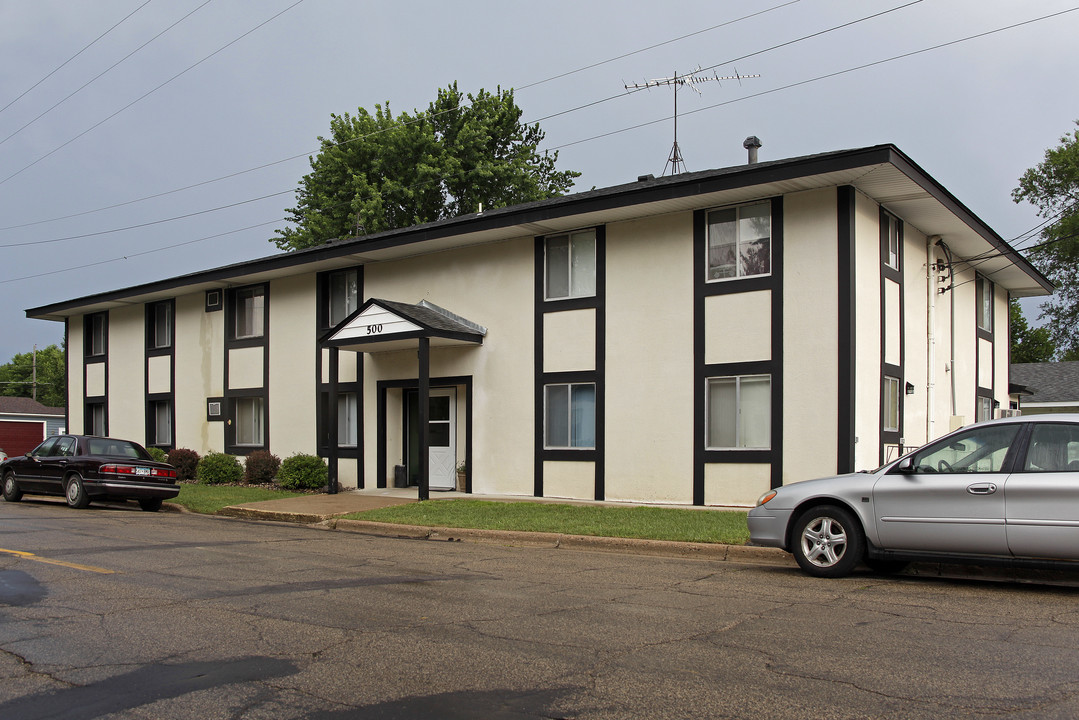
[755,490,777,507]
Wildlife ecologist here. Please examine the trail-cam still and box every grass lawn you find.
[171,484,305,515]
[343,499,750,545]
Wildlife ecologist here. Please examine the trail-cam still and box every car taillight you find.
[150,467,176,479]
[100,464,135,475]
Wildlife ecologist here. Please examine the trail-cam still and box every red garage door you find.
[0,420,45,457]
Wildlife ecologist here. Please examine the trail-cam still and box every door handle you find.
[967,483,997,495]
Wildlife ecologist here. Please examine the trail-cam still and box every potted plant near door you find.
[455,461,467,492]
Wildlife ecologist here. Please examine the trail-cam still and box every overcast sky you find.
[1,0,1076,363]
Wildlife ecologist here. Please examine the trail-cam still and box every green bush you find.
[243,450,280,485]
[277,453,328,490]
[167,448,201,482]
[196,452,243,485]
[146,447,168,463]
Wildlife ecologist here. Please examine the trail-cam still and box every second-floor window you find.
[976,275,992,332]
[234,286,265,340]
[545,229,596,300]
[707,202,771,281]
[85,312,106,357]
[148,301,172,349]
[328,269,359,327]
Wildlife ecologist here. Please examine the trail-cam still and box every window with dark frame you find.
[976,275,992,332]
[883,376,900,432]
[148,301,172,349]
[233,286,265,340]
[706,202,771,281]
[544,383,596,449]
[150,399,172,446]
[327,269,359,328]
[545,230,597,301]
[234,397,264,446]
[706,375,771,449]
[85,313,106,357]
[883,212,900,270]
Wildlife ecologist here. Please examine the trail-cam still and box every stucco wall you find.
[107,305,145,441]
[175,292,223,453]
[268,273,318,459]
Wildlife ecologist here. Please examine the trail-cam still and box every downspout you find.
[926,236,939,442]
[935,239,957,418]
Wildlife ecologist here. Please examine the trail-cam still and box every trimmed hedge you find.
[277,453,327,490]
[146,447,168,463]
[243,450,281,485]
[167,448,201,482]
[196,452,243,485]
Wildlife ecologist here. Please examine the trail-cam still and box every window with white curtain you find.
[235,397,264,446]
[545,230,596,300]
[151,399,172,445]
[234,287,265,340]
[707,202,771,281]
[328,269,359,327]
[337,392,357,447]
[883,376,900,432]
[544,383,596,449]
[707,375,771,449]
[976,275,992,332]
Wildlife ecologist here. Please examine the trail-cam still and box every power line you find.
[0,0,153,116]
[0,0,215,149]
[0,0,306,189]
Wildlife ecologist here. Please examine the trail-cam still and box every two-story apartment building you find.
[27,144,1052,506]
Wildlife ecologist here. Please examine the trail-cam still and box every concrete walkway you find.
[208,487,789,565]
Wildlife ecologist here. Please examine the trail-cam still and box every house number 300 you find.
[366,324,384,335]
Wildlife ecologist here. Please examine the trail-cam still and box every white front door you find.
[426,388,456,490]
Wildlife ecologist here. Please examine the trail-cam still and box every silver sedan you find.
[747,414,1079,577]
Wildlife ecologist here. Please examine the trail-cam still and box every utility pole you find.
[625,67,759,175]
[32,344,37,401]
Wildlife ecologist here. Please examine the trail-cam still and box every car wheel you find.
[2,472,22,502]
[138,498,163,512]
[792,504,864,578]
[864,558,909,575]
[65,474,91,509]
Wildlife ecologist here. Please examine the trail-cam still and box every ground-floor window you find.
[706,375,771,449]
[544,383,596,449]
[86,402,106,436]
[977,394,994,423]
[337,392,358,447]
[883,376,901,432]
[234,397,264,446]
[150,399,172,446]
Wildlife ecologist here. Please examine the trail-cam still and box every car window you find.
[50,437,77,457]
[1023,423,1079,472]
[31,437,59,458]
[910,424,1020,474]
[88,438,150,459]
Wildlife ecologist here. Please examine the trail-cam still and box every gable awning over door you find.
[319,298,486,352]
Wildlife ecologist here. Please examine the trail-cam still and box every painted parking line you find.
[0,548,116,574]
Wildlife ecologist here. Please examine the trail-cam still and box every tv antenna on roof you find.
[625,67,760,175]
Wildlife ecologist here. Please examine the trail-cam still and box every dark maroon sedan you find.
[1,435,179,511]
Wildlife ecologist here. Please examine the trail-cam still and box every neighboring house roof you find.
[25,143,1054,322]
[1010,362,1079,404]
[0,396,65,416]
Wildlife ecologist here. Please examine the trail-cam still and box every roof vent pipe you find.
[743,136,762,164]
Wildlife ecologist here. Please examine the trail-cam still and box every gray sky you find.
[1,0,1076,363]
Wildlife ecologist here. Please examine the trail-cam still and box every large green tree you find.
[1009,299,1055,363]
[274,83,580,251]
[0,344,65,407]
[1013,121,1079,360]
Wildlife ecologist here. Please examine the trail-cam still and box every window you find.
[327,269,359,327]
[883,212,900,270]
[976,275,992,332]
[976,395,994,423]
[883,376,900,432]
[1023,423,1079,472]
[148,301,172,349]
[87,403,106,436]
[545,230,596,300]
[85,313,106,357]
[234,397,264,446]
[707,375,771,449]
[707,202,771,281]
[150,399,172,446]
[910,423,1019,474]
[337,392,358,447]
[31,436,59,457]
[233,286,265,340]
[544,383,596,449]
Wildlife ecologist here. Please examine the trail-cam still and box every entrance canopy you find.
[321,298,486,353]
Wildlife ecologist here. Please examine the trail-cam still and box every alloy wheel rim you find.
[800,517,847,568]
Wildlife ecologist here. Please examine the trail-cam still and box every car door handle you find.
[967,483,997,495]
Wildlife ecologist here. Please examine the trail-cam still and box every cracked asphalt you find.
[2,497,1079,718]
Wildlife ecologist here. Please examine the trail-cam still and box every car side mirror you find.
[892,456,915,474]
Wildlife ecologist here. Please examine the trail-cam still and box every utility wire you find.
[0,0,305,189]
[0,0,153,116]
[0,0,215,149]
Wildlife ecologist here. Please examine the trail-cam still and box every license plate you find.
[135,467,150,476]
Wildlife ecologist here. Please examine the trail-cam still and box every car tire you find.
[864,558,909,575]
[138,498,163,512]
[65,474,91,509]
[2,472,22,502]
[791,504,864,578]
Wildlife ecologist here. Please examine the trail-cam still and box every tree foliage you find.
[274,83,580,251]
[0,344,65,407]
[1013,121,1079,359]
[1009,299,1055,363]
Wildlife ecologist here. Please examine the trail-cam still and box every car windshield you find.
[85,438,153,460]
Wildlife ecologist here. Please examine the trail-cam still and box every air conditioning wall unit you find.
[996,408,1022,418]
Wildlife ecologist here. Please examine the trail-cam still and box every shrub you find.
[277,453,328,490]
[196,452,243,485]
[243,450,280,485]
[146,447,168,463]
[167,448,201,482]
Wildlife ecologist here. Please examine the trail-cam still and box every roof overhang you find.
[26,144,1053,322]
[321,299,485,354]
